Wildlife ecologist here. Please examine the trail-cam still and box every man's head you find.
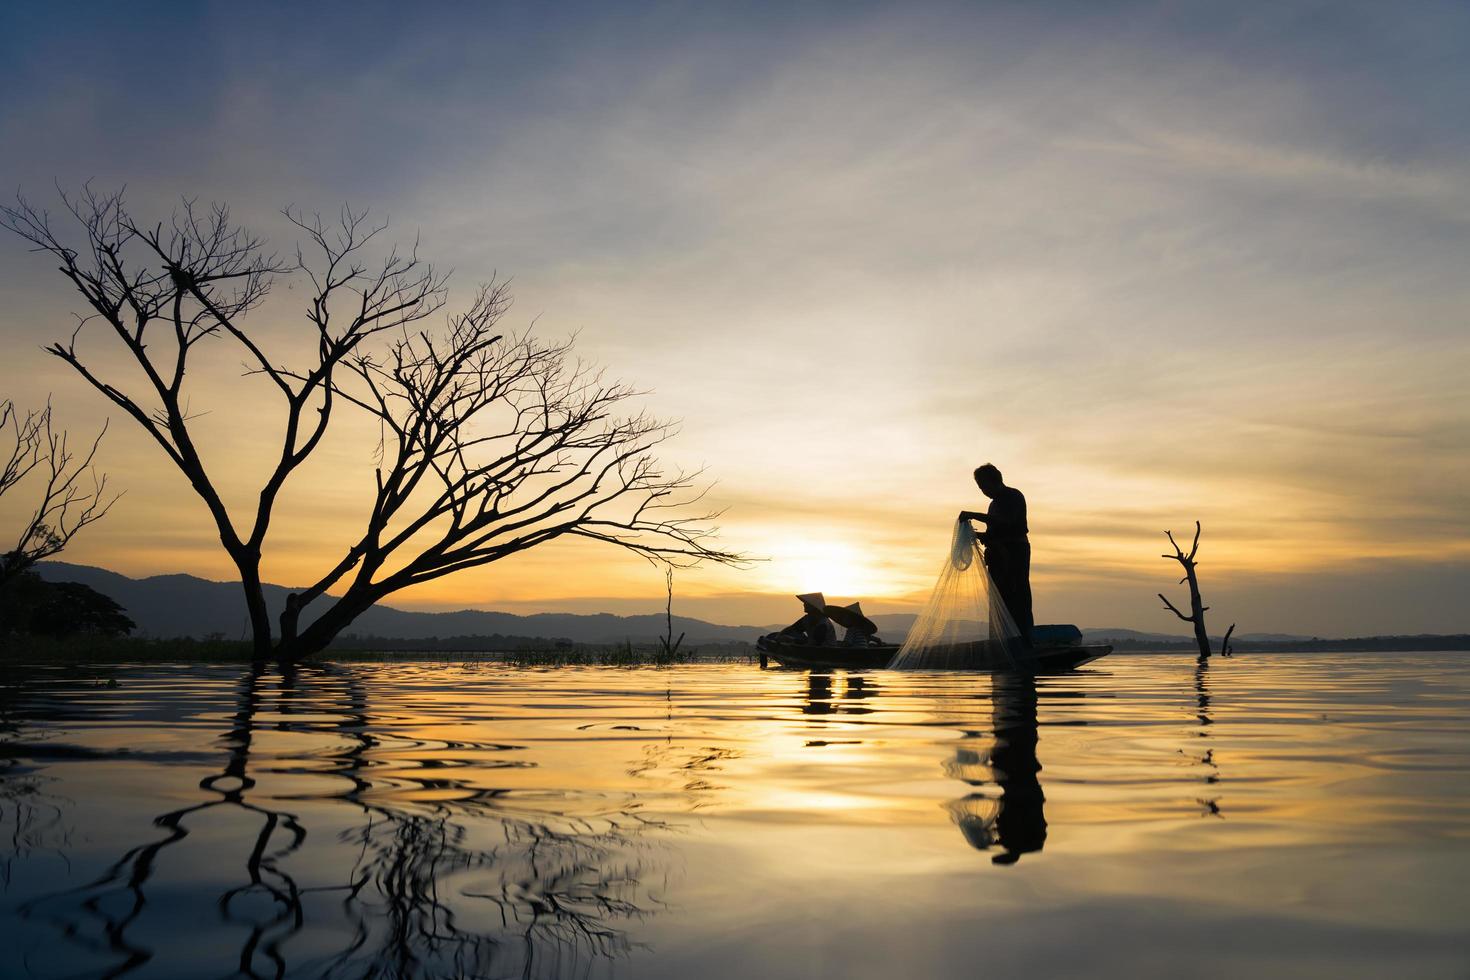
[973,463,1003,498]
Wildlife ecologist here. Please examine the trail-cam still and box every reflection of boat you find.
[756,634,1111,673]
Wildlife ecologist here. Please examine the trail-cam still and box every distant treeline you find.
[328,631,1470,655]
[327,632,757,654]
[328,632,572,652]
[1100,634,1470,653]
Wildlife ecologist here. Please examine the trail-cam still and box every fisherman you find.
[778,592,837,646]
[959,463,1034,640]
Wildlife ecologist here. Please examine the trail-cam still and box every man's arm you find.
[959,510,988,523]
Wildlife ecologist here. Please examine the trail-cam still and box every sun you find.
[762,536,902,599]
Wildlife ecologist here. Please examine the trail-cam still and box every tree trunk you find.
[1183,565,1211,659]
[279,589,379,661]
[278,592,302,652]
[1159,522,1233,663]
[233,553,274,662]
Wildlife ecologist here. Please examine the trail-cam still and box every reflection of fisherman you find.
[778,593,837,646]
[988,672,1046,863]
[940,675,1046,863]
[942,673,1047,864]
[959,463,1034,639]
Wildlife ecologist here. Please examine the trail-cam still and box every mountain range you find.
[32,562,1309,647]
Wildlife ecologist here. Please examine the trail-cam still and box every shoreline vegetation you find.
[1091,634,1470,654]
[1,633,1467,666]
[0,634,756,666]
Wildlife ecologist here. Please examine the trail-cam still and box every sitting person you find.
[776,592,837,646]
[827,600,882,647]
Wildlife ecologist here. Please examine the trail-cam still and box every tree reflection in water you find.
[0,668,81,890]
[17,664,301,975]
[17,664,675,979]
[0,755,68,895]
[313,670,668,979]
[943,673,1048,865]
[1193,654,1223,818]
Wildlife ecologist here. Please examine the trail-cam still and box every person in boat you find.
[777,592,837,646]
[959,463,1034,641]
[826,600,882,647]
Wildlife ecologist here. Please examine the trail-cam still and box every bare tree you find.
[1158,521,1235,660]
[3,187,740,660]
[657,567,685,658]
[0,399,116,588]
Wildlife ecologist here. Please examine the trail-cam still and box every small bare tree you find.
[3,187,740,660]
[658,567,685,658]
[1158,521,1235,660]
[0,399,116,589]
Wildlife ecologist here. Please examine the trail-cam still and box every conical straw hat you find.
[795,592,827,612]
[825,601,876,633]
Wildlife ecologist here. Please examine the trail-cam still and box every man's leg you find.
[1013,542,1034,636]
[989,550,1026,640]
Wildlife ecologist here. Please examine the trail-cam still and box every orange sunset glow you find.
[4,8,1470,980]
[1,3,1467,638]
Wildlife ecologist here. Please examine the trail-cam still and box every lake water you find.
[1,653,1467,979]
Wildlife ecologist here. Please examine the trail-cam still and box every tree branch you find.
[6,187,745,657]
[1157,592,1195,623]
[0,400,120,584]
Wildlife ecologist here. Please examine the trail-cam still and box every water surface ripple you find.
[1,653,1467,979]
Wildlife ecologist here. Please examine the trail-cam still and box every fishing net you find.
[890,519,1026,670]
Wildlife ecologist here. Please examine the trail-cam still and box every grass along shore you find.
[0,633,755,666]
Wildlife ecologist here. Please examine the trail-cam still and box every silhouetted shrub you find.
[0,571,135,637]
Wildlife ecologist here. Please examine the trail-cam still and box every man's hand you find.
[958,510,987,523]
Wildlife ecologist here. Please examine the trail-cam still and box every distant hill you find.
[33,562,769,645]
[1079,627,1312,645]
[30,562,1457,653]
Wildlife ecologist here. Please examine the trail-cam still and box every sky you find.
[1,1,1467,635]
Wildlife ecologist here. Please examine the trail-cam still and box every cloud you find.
[1,2,1467,633]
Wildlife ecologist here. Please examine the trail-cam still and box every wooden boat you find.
[756,634,1111,673]
[756,636,900,670]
